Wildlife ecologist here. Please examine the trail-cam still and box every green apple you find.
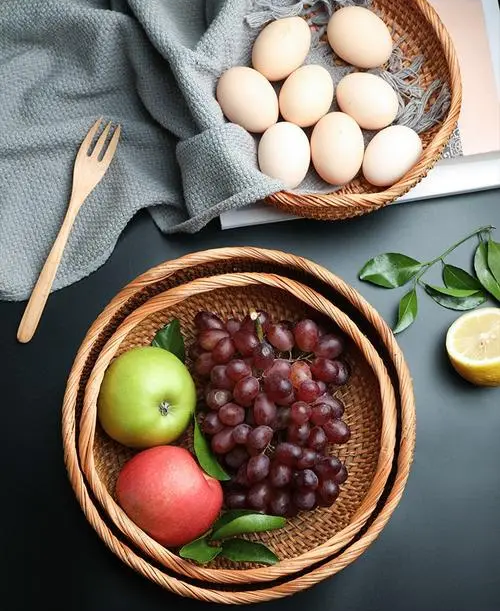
[97,346,196,448]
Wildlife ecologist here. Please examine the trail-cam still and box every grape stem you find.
[250,310,265,343]
[414,224,494,286]
[288,352,314,364]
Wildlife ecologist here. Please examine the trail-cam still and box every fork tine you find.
[77,117,103,158]
[100,124,121,167]
[91,121,112,159]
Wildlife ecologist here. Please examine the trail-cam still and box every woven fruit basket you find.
[62,247,416,603]
[265,0,462,220]
[78,272,396,582]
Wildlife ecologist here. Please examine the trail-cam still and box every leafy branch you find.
[358,225,500,334]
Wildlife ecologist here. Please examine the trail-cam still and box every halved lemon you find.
[446,308,500,387]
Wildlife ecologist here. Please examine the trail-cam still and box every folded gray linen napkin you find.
[0,0,454,301]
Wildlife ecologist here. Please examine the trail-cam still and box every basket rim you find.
[78,271,397,583]
[264,0,463,219]
[62,246,416,603]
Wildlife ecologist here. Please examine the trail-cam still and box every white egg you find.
[363,125,423,187]
[327,7,393,69]
[279,65,334,128]
[311,112,364,185]
[336,72,399,130]
[252,17,311,81]
[216,66,279,133]
[258,122,310,189]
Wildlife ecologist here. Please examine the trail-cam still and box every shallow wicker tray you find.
[265,0,462,220]
[62,247,416,603]
[78,272,396,582]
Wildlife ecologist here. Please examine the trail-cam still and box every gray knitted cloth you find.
[0,0,453,301]
[0,0,285,301]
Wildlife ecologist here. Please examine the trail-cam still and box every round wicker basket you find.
[78,272,396,582]
[62,247,416,603]
[264,0,462,220]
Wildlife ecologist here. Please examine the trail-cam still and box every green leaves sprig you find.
[358,225,500,334]
[179,510,285,565]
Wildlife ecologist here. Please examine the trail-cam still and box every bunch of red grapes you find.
[191,309,351,518]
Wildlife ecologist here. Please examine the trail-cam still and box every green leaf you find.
[211,513,286,541]
[151,319,185,362]
[212,510,262,534]
[193,418,230,481]
[487,240,500,285]
[179,536,221,564]
[424,285,487,311]
[425,285,480,298]
[442,264,481,291]
[359,253,422,288]
[220,539,279,566]
[474,243,500,301]
[393,288,418,334]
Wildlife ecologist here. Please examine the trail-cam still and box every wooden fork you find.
[17,118,121,343]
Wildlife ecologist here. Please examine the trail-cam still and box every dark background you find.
[1,190,499,611]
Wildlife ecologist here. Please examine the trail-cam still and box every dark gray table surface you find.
[1,190,499,611]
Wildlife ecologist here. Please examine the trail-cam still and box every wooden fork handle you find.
[17,210,78,343]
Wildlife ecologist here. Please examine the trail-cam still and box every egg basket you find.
[264,0,462,220]
[62,247,416,603]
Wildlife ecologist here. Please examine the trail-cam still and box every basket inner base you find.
[93,284,382,565]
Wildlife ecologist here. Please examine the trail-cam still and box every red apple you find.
[116,446,223,547]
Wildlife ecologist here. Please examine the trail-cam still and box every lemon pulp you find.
[446,308,500,387]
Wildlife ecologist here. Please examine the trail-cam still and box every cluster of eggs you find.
[216,7,423,190]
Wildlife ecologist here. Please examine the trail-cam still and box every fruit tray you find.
[78,272,396,581]
[62,247,416,603]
